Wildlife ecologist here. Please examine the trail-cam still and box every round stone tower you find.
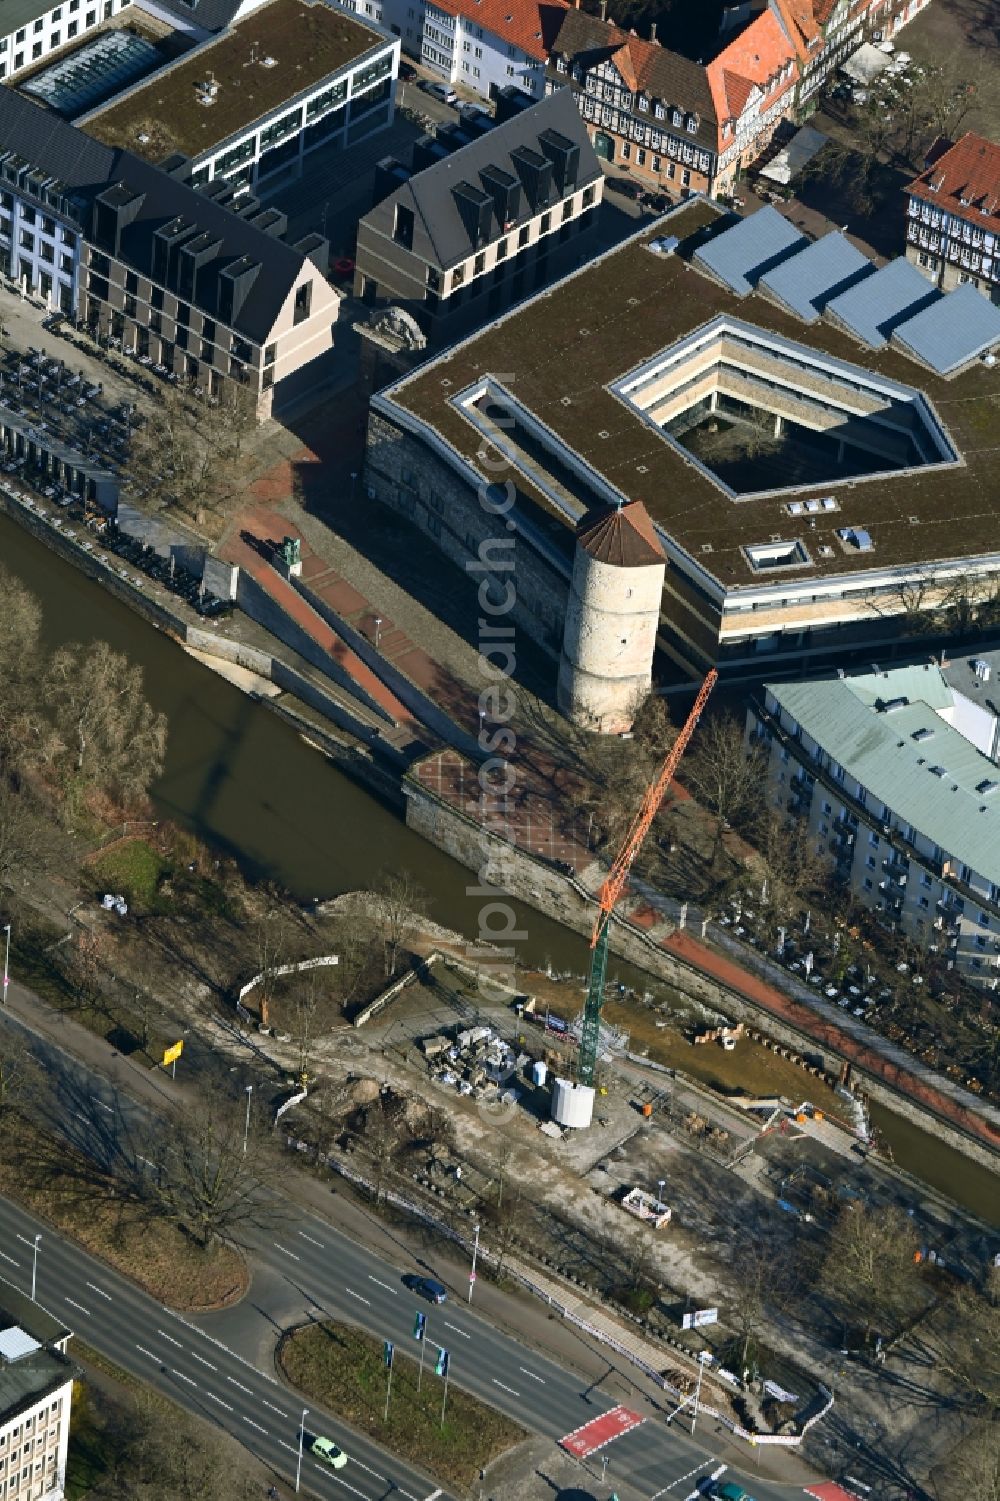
[557,500,666,734]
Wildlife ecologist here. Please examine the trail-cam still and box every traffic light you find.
[413,1312,426,1341]
[435,1348,449,1378]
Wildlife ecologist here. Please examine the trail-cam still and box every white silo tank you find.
[557,500,666,735]
[531,1060,548,1088]
[551,1077,596,1129]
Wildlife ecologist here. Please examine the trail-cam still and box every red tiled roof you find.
[577,500,665,567]
[906,130,1000,238]
[706,8,797,128]
[430,0,569,62]
[770,0,822,59]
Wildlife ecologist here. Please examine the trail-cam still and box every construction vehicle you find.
[577,670,717,1091]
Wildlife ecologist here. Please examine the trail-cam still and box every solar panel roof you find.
[691,203,806,297]
[824,256,939,349]
[890,281,1000,375]
[757,231,873,323]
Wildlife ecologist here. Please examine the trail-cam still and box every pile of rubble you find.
[421,1024,529,1107]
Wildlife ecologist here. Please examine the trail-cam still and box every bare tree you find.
[125,382,256,523]
[753,808,832,923]
[0,779,73,896]
[819,1203,922,1341]
[0,565,43,764]
[373,870,428,978]
[359,1093,409,1206]
[683,711,766,860]
[728,1238,804,1377]
[933,1417,1000,1501]
[931,1267,1000,1413]
[43,641,167,813]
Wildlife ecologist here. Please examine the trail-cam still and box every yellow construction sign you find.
[162,1040,184,1068]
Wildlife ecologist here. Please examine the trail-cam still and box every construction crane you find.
[577,669,718,1088]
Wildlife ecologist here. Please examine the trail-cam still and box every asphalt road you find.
[0,1006,814,1501]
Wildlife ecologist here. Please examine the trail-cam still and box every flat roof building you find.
[365,197,1000,683]
[0,1288,78,1501]
[79,0,397,194]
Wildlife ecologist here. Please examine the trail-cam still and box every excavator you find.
[577,669,718,1088]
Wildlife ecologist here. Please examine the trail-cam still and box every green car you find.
[311,1437,348,1470]
[714,1484,757,1501]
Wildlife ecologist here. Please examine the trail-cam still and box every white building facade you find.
[0,181,81,312]
[347,0,549,102]
[0,0,131,82]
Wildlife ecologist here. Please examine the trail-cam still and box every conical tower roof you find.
[576,500,665,568]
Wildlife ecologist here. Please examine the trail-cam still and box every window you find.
[38,241,53,263]
[518,224,529,248]
[18,229,33,249]
[15,27,25,40]
[51,30,60,44]
[681,168,691,187]
[32,40,42,57]
[868,832,879,848]
[33,17,43,31]
[124,269,137,293]
[637,149,646,166]
[918,896,929,910]
[151,285,163,311]
[865,855,876,870]
[473,251,485,274]
[61,227,76,248]
[622,142,630,160]
[863,877,873,890]
[582,184,595,208]
[495,237,507,260]
[556,55,566,72]
[86,10,96,22]
[52,4,62,16]
[89,249,109,276]
[472,66,479,76]
[539,211,551,233]
[293,280,312,324]
[392,202,414,250]
[976,935,987,950]
[264,342,276,366]
[979,911,990,927]
[652,155,661,171]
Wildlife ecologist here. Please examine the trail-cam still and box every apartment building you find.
[0,88,341,417]
[0,1291,77,1501]
[355,85,601,343]
[904,132,1000,307]
[345,0,565,102]
[749,657,1000,986]
[0,0,131,83]
[80,0,398,195]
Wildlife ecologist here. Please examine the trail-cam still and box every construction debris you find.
[423,1023,531,1105]
[622,1186,672,1229]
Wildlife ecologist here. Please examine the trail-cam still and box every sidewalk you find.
[0,973,822,1489]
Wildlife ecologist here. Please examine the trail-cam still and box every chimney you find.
[650,20,657,40]
[599,0,607,19]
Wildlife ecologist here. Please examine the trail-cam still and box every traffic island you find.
[278,1320,527,1492]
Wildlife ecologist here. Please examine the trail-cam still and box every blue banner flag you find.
[384,1340,394,1368]
[435,1348,449,1378]
[413,1312,426,1341]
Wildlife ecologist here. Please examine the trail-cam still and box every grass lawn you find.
[279,1321,526,1492]
[91,838,167,911]
[0,1118,248,1312]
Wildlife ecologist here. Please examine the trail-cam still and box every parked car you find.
[403,1274,448,1303]
[311,1437,348,1470]
[420,79,458,104]
[605,176,642,199]
[399,60,417,80]
[459,101,491,122]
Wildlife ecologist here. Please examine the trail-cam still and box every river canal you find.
[2,514,997,1222]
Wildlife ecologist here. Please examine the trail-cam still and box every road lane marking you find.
[64,1298,91,1316]
[206,1392,233,1412]
[344,1287,370,1306]
[227,1376,252,1394]
[92,1098,113,1113]
[313,1464,366,1497]
[85,1282,112,1301]
[349,1458,386,1482]
[136,1345,157,1360]
[492,1380,519,1396]
[191,1353,217,1371]
[444,1322,470,1339]
[156,1329,184,1348]
[162,1309,282,1389]
[172,1369,198,1388]
[277,1440,298,1456]
[650,1459,718,1500]
[368,1276,396,1295]
[274,1243,300,1262]
[298,1231,324,1248]
[519,1366,545,1383]
[242,1416,268,1434]
[262,1400,288,1418]
[73,1110,89,1124]
[0,1252,18,1267]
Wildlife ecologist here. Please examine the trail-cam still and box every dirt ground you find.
[899,0,1000,140]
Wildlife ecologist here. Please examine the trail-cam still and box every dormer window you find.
[671,107,682,127]
[654,101,664,119]
[686,112,699,134]
[637,91,648,111]
[556,54,567,72]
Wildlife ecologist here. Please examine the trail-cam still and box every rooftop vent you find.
[196,74,219,106]
[882,696,908,712]
[744,539,810,572]
[929,765,947,777]
[912,727,934,742]
[973,658,992,682]
[838,525,873,551]
[975,778,999,795]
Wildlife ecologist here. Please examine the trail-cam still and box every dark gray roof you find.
[890,280,1000,375]
[0,89,318,345]
[758,230,873,324]
[0,0,60,36]
[139,0,244,35]
[692,203,806,296]
[825,256,940,350]
[0,1291,76,1424]
[368,88,600,271]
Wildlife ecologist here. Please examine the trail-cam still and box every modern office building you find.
[0,1290,78,1501]
[354,85,601,342]
[364,197,1000,685]
[904,131,1000,307]
[80,0,398,194]
[749,656,1000,986]
[0,87,341,416]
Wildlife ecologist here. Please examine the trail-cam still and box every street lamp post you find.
[243,1085,253,1155]
[374,616,382,650]
[31,1234,41,1302]
[2,922,10,1006]
[468,1222,480,1303]
[691,1350,709,1436]
[656,1178,666,1207]
[295,1408,309,1493]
